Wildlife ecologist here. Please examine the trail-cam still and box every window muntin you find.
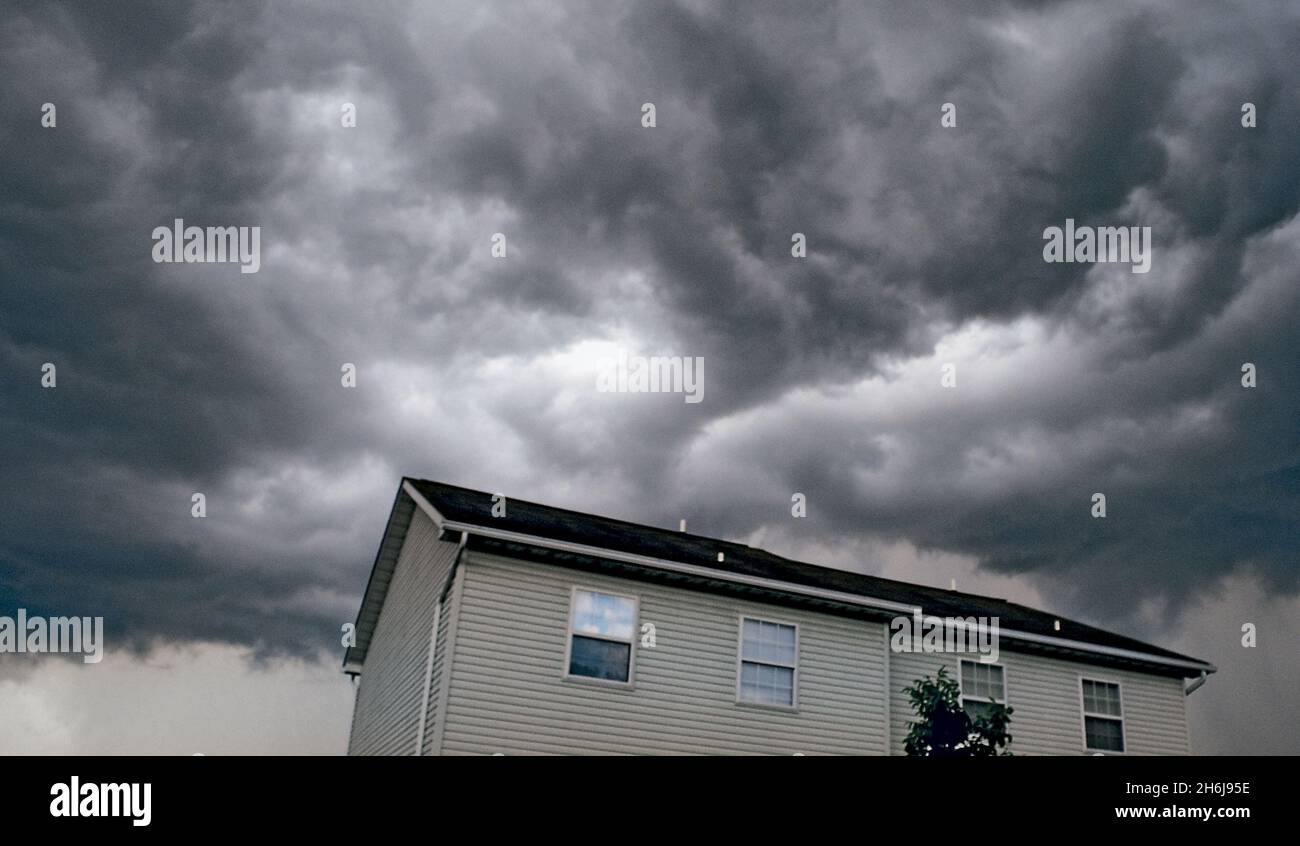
[738,618,797,707]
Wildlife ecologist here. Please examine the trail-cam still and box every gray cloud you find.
[0,0,1296,752]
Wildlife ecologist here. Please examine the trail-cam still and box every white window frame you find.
[1079,675,1126,754]
[958,658,1009,719]
[734,614,799,711]
[562,585,638,687]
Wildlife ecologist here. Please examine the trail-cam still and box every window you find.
[566,589,637,683]
[960,660,1006,722]
[737,617,798,707]
[1081,679,1125,752]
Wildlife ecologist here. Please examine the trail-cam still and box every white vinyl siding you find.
[347,509,458,755]
[890,650,1188,755]
[440,550,889,755]
[419,577,456,756]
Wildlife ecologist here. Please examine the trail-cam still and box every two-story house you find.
[344,478,1215,755]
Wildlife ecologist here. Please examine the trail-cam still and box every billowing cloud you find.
[0,0,1295,753]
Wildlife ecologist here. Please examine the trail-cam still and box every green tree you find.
[903,667,1014,756]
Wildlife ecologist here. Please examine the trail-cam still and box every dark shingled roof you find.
[402,478,1213,676]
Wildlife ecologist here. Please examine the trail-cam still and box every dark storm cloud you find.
[0,0,368,652]
[0,0,1296,752]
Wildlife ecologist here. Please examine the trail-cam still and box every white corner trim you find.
[413,599,442,755]
[403,479,448,530]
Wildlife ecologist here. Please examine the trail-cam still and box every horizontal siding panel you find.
[443,551,887,755]
[348,511,459,756]
[445,677,878,735]
[443,703,868,751]
[449,638,879,702]
[888,649,1189,755]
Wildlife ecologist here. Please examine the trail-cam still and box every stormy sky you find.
[1,0,1296,754]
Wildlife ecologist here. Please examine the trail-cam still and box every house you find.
[343,478,1215,755]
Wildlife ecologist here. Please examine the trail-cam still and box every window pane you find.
[770,666,794,705]
[1083,680,1121,717]
[741,619,796,666]
[1082,681,1099,713]
[1100,683,1121,716]
[572,590,635,640]
[965,699,996,722]
[962,661,1004,702]
[763,639,784,664]
[569,635,631,682]
[741,623,759,661]
[774,624,796,662]
[988,665,1004,699]
[1085,716,1124,752]
[740,661,794,706]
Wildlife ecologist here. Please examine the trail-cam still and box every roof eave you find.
[405,491,1216,678]
[342,482,424,672]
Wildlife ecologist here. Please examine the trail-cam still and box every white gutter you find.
[448,523,916,615]
[1185,671,1210,695]
[996,627,1215,674]
[413,600,442,755]
[399,481,1216,676]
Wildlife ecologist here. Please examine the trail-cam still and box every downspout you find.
[881,622,892,756]
[1184,671,1208,696]
[414,531,468,755]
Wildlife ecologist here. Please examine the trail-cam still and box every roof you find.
[346,477,1216,678]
